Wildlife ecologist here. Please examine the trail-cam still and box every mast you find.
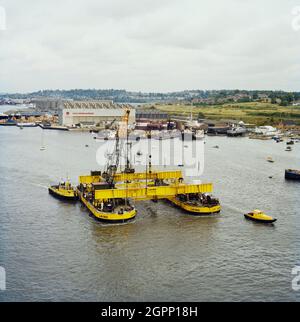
[103,107,132,186]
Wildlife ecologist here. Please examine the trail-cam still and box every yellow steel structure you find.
[79,170,183,185]
[113,170,183,182]
[94,183,213,200]
[79,175,102,184]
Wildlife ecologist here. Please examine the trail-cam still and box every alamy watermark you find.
[292,266,300,291]
[0,6,6,30]
[95,131,205,180]
[0,266,6,291]
[291,6,300,31]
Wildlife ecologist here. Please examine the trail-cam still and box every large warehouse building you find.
[59,101,135,127]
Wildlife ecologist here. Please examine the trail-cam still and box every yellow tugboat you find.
[48,180,77,201]
[168,193,221,214]
[244,209,276,223]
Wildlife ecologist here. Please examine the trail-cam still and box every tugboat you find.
[285,169,300,181]
[244,209,276,223]
[49,180,78,201]
[168,193,221,214]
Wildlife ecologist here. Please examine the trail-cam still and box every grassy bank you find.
[148,102,300,125]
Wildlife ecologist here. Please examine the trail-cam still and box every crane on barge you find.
[50,107,221,223]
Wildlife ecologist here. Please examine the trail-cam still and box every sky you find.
[0,0,300,93]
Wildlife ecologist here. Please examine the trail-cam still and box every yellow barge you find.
[167,196,221,214]
[77,190,136,223]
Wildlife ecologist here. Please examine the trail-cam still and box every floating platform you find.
[78,190,136,223]
[167,196,221,214]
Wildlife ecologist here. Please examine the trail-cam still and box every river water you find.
[0,123,299,301]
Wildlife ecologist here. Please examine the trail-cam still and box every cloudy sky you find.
[0,0,299,93]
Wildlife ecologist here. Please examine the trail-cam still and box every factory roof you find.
[63,101,133,110]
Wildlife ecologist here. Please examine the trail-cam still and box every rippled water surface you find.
[0,125,299,301]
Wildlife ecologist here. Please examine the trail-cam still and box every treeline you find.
[1,89,300,104]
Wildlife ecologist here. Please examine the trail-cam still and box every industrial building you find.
[136,109,169,120]
[59,100,135,127]
[31,98,65,112]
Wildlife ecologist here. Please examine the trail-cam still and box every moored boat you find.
[227,126,247,137]
[285,169,300,181]
[17,122,37,127]
[48,180,78,201]
[244,209,276,223]
[0,119,17,126]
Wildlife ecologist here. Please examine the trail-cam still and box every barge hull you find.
[48,187,78,201]
[167,197,221,214]
[78,191,136,223]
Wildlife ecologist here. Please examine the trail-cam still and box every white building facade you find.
[59,101,135,127]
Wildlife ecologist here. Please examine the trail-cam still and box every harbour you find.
[0,124,299,301]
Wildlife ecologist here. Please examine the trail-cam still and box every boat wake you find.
[221,202,245,214]
[28,182,48,190]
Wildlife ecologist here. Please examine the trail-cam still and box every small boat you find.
[213,145,219,149]
[285,146,292,151]
[285,169,300,181]
[17,122,37,128]
[193,129,205,140]
[244,209,276,223]
[96,129,116,140]
[136,150,143,156]
[49,180,78,201]
[0,119,17,126]
[266,157,274,163]
[227,126,247,137]
[286,140,294,145]
[40,146,46,151]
